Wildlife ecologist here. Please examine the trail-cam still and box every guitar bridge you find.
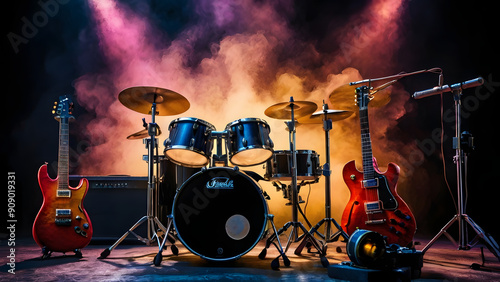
[365,219,386,225]
[55,218,72,226]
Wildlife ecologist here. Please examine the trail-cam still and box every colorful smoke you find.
[75,0,416,227]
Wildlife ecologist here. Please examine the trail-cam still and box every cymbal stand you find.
[100,99,168,259]
[421,87,500,261]
[307,103,349,243]
[260,97,328,268]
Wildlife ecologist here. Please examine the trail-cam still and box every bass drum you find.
[172,167,268,261]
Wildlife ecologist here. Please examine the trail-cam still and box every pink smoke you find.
[75,0,414,225]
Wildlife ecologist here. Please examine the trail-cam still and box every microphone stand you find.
[420,85,500,261]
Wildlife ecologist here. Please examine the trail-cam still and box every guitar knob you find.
[83,223,89,229]
[350,174,356,180]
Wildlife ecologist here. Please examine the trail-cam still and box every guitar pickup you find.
[57,190,71,197]
[56,209,72,217]
[362,178,379,188]
[364,201,382,214]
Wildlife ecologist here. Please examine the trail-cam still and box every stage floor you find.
[2,236,500,281]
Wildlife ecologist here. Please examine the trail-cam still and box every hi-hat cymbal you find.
[264,101,317,120]
[118,86,190,116]
[126,129,149,140]
[298,109,354,124]
[328,84,391,111]
[126,124,162,140]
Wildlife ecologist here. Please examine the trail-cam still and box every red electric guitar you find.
[341,86,416,247]
[32,95,92,258]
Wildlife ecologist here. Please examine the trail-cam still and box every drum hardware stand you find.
[259,97,329,268]
[211,131,229,167]
[420,85,500,261]
[100,99,171,259]
[308,103,349,244]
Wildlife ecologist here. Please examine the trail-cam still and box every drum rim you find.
[271,149,318,154]
[228,146,274,166]
[169,117,216,130]
[171,167,269,261]
[164,147,210,167]
[224,117,270,131]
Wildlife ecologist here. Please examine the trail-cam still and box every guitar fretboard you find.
[359,104,375,180]
[58,117,69,191]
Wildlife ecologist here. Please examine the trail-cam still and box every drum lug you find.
[189,138,195,147]
[267,138,274,148]
[237,124,244,132]
[242,138,248,147]
[163,138,171,147]
[192,122,199,132]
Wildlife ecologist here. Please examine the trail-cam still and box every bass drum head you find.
[172,167,268,261]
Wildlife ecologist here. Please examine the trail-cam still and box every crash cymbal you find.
[297,109,354,124]
[328,84,391,111]
[118,86,190,116]
[264,101,317,120]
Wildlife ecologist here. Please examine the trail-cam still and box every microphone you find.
[413,77,484,99]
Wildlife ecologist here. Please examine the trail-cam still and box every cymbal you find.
[126,124,162,140]
[328,84,391,111]
[118,86,190,116]
[126,129,149,140]
[264,101,317,120]
[298,109,354,124]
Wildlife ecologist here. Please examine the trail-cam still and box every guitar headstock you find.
[355,86,372,110]
[52,95,74,120]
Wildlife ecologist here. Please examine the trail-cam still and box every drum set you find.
[98,85,354,269]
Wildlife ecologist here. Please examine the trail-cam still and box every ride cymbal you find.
[264,100,317,120]
[118,86,190,116]
[298,109,354,124]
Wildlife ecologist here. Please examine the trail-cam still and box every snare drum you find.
[265,150,321,181]
[164,118,216,167]
[225,118,274,166]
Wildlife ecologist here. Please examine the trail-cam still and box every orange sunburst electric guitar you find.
[32,95,92,258]
[341,86,416,247]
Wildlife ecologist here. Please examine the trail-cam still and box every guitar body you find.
[341,158,416,247]
[32,164,93,252]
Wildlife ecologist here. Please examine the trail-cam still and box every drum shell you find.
[265,150,321,181]
[225,118,273,166]
[158,158,201,225]
[172,167,268,261]
[164,117,216,167]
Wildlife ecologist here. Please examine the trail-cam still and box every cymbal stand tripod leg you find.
[307,103,349,248]
[99,101,170,259]
[260,97,328,268]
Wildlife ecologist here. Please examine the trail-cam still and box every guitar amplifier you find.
[69,175,150,243]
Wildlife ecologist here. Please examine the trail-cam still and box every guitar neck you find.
[359,107,375,180]
[58,117,70,190]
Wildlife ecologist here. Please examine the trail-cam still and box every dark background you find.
[3,0,499,246]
